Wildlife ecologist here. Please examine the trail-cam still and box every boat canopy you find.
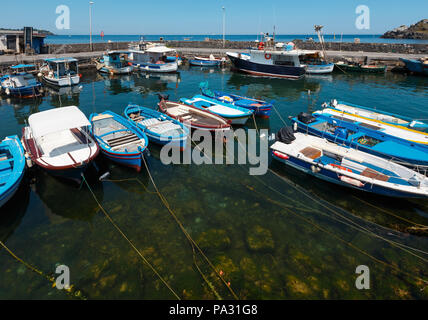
[44,57,78,64]
[145,46,175,53]
[29,106,90,138]
[11,64,36,69]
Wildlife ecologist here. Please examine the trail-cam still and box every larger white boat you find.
[21,106,99,182]
[39,58,81,87]
[128,42,178,73]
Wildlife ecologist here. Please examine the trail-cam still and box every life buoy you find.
[265,53,272,60]
[258,42,265,50]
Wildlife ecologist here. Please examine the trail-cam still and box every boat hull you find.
[306,63,335,74]
[134,62,178,73]
[272,152,427,198]
[227,53,306,79]
[189,60,221,67]
[1,83,42,98]
[98,66,133,75]
[400,58,428,76]
[334,64,386,73]
[42,75,80,87]
[100,149,144,172]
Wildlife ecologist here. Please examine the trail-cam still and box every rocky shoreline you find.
[381,19,428,40]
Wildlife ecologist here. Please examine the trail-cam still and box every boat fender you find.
[310,165,321,173]
[293,122,298,132]
[5,87,10,95]
[265,53,272,60]
[273,150,289,160]
[339,175,364,187]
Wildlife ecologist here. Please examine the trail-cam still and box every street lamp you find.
[222,6,225,48]
[89,1,94,51]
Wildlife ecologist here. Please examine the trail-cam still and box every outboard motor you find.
[334,127,348,139]
[276,126,296,145]
[156,93,170,102]
[297,112,316,124]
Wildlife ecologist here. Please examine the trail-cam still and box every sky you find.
[1,0,427,35]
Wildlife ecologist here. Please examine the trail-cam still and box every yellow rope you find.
[141,153,239,300]
[81,175,181,300]
[0,240,86,299]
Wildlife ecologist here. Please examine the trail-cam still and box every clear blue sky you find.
[2,0,427,35]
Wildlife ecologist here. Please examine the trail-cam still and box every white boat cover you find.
[145,46,175,53]
[29,106,90,138]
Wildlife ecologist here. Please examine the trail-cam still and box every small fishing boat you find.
[189,55,224,67]
[400,57,428,76]
[0,136,26,208]
[39,58,81,87]
[129,44,179,73]
[292,112,428,171]
[271,131,428,198]
[200,81,272,118]
[335,61,386,73]
[1,65,42,98]
[90,111,148,172]
[22,106,99,182]
[325,99,428,131]
[124,104,189,150]
[158,96,231,132]
[315,107,428,145]
[96,51,133,75]
[180,95,253,125]
[299,51,334,74]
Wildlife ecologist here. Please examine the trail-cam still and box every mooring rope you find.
[141,155,239,300]
[0,240,86,299]
[81,174,181,300]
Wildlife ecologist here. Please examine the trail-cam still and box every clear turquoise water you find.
[0,68,427,299]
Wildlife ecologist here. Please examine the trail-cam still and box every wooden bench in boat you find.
[361,168,389,182]
[107,133,140,148]
[300,147,322,160]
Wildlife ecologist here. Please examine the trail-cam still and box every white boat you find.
[21,106,99,182]
[39,58,81,87]
[298,51,334,74]
[271,132,428,198]
[128,43,178,73]
[316,107,428,146]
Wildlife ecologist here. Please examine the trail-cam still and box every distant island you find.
[381,19,428,39]
[0,28,55,35]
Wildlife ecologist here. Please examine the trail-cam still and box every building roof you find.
[0,30,47,38]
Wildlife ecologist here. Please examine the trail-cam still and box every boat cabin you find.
[102,51,130,69]
[43,58,79,79]
[247,49,303,67]
[129,45,176,65]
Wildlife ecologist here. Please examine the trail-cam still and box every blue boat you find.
[271,131,428,198]
[124,105,189,150]
[400,58,428,76]
[180,95,253,125]
[292,112,428,171]
[199,81,273,118]
[189,59,221,67]
[0,136,26,208]
[90,111,149,172]
[0,65,42,98]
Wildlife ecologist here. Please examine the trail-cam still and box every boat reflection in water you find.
[0,180,30,243]
[132,72,181,96]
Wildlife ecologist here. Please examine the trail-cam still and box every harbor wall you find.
[44,40,428,55]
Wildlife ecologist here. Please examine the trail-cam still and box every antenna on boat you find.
[314,25,328,62]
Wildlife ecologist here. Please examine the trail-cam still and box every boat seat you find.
[107,134,140,147]
[300,147,322,160]
[361,168,389,182]
[0,160,12,172]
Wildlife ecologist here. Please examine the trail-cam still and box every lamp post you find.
[89,1,94,51]
[222,6,225,48]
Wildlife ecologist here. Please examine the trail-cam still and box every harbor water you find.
[0,67,427,299]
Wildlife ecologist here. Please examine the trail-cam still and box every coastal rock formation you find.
[381,19,428,39]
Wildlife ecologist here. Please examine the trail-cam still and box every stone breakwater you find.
[44,40,428,55]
